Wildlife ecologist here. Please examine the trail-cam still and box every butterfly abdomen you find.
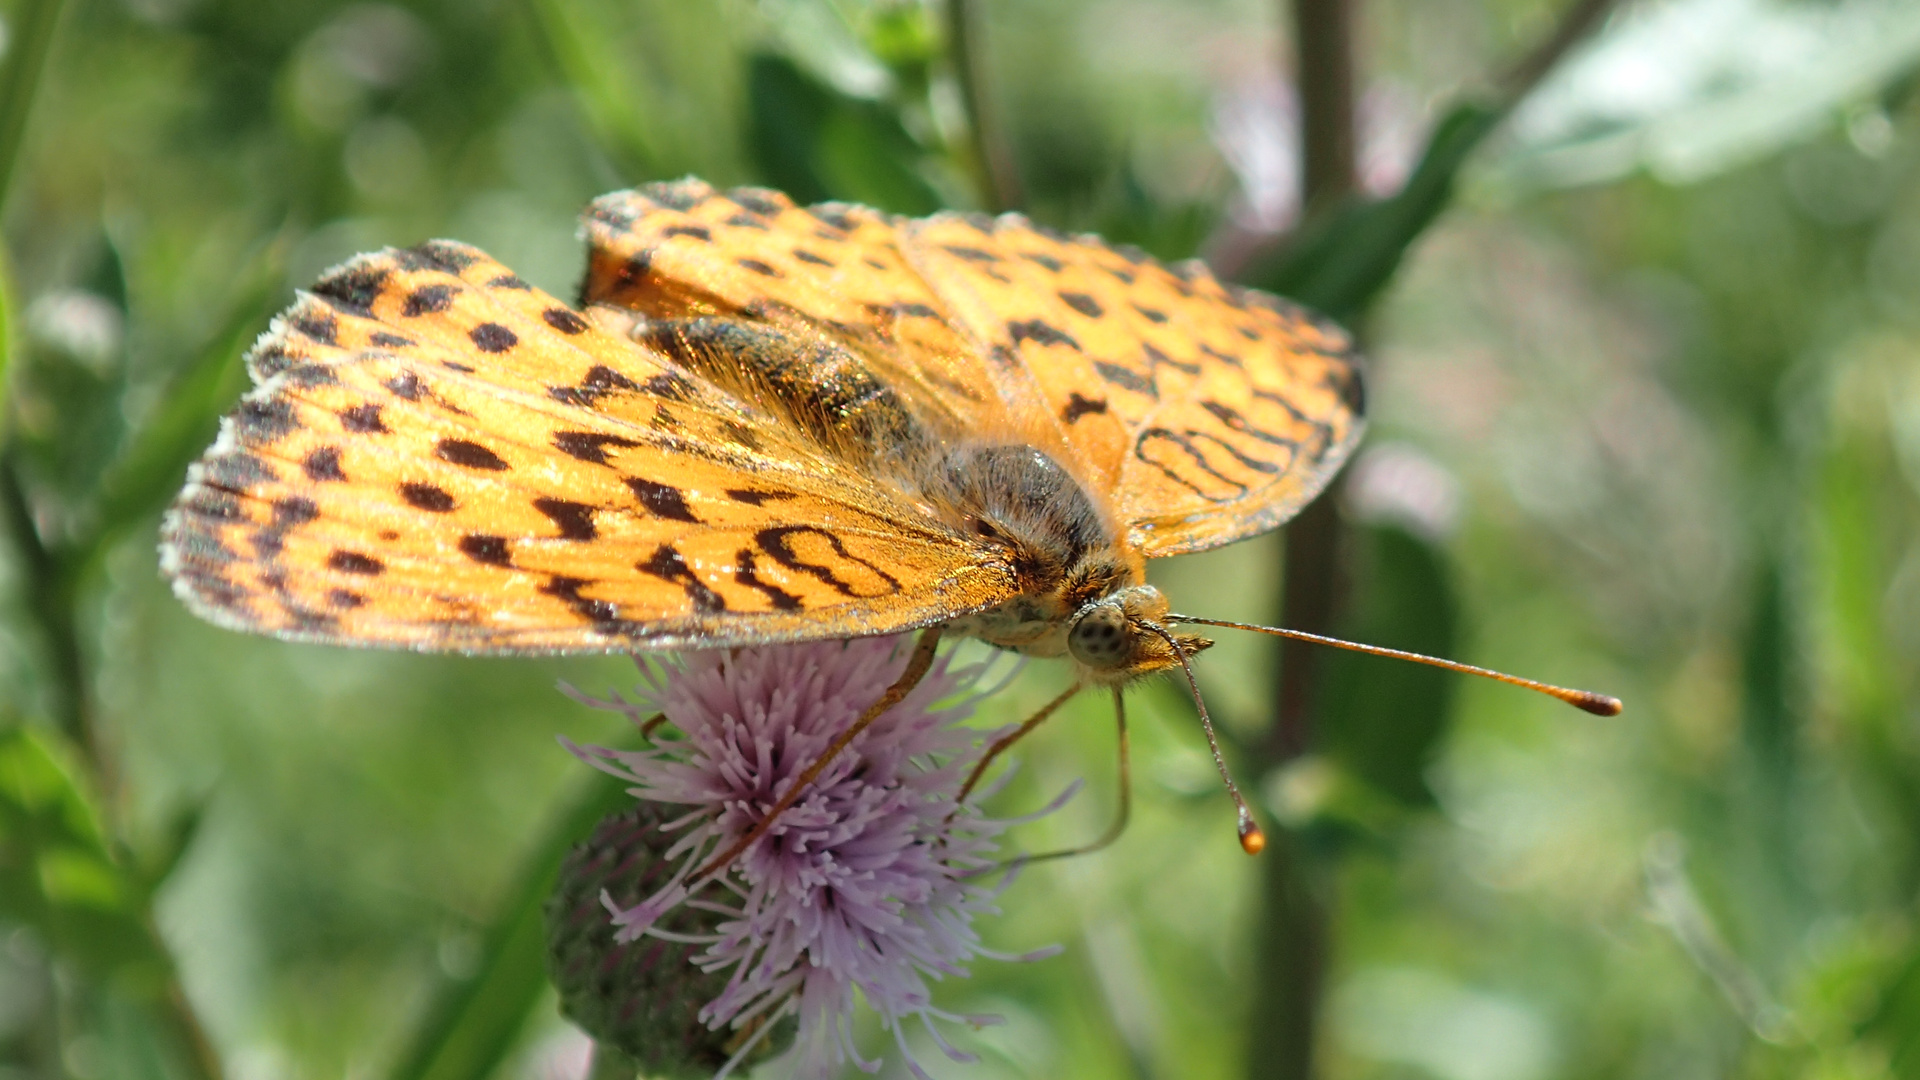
[628,316,934,469]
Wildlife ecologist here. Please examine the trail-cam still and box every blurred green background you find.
[2,0,1919,1077]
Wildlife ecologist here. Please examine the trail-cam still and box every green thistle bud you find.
[545,804,791,1078]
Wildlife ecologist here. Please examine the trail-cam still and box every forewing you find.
[580,179,1069,457]
[160,242,1017,653]
[904,215,1366,557]
[580,182,1363,559]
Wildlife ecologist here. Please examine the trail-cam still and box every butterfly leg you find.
[691,626,944,880]
[1020,687,1132,864]
[957,682,1082,804]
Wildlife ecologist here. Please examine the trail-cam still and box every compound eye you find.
[1068,604,1132,669]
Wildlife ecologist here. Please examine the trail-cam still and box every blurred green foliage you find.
[1,1,1919,1079]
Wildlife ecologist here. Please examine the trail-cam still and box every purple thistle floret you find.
[564,636,1065,1079]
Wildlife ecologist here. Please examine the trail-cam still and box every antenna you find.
[1141,623,1267,855]
[1166,615,1623,716]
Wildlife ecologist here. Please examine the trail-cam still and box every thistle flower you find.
[563,636,1064,1079]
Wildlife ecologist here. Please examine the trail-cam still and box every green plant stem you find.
[586,1043,638,1080]
[1495,0,1620,104]
[945,0,1022,211]
[0,0,66,211]
[0,441,87,750]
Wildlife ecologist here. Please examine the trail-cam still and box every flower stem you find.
[585,1042,638,1080]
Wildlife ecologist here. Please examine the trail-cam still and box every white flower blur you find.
[564,636,1063,1079]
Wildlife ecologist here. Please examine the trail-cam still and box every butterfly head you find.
[1066,584,1212,685]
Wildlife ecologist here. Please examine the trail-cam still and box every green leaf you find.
[747,52,944,215]
[0,726,167,981]
[1242,103,1504,321]
[85,240,282,556]
[385,763,639,1080]
[1859,938,1920,1078]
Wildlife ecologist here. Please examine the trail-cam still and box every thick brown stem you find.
[1269,495,1347,762]
[1245,3,1359,1078]
[1290,0,1360,212]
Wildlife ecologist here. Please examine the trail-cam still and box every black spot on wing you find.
[180,488,242,523]
[313,264,389,316]
[341,404,388,433]
[626,477,698,523]
[1022,252,1063,271]
[541,575,623,627]
[543,308,589,335]
[865,302,940,320]
[248,341,300,378]
[734,549,802,610]
[400,483,455,512]
[812,207,855,232]
[1008,320,1080,350]
[204,451,278,491]
[489,274,531,290]
[1061,392,1110,424]
[637,545,726,613]
[1142,342,1201,377]
[1094,360,1155,396]
[646,180,707,211]
[663,224,711,241]
[303,446,347,482]
[397,241,478,272]
[1199,342,1244,369]
[437,439,509,471]
[755,525,900,598]
[589,199,638,230]
[290,311,338,345]
[235,398,299,447]
[459,534,511,567]
[328,550,385,575]
[793,248,833,267]
[1200,400,1304,451]
[733,189,787,216]
[736,258,780,277]
[385,372,423,400]
[327,589,365,609]
[1132,303,1168,324]
[1058,291,1103,318]
[273,496,319,527]
[533,498,598,540]
[726,488,796,506]
[553,431,641,465]
[548,365,646,407]
[403,284,456,316]
[470,323,518,353]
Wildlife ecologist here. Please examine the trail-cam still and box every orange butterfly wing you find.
[160,242,1016,652]
[582,181,1364,560]
[907,215,1365,557]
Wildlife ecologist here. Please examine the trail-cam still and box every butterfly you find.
[161,179,1624,862]
[160,177,1363,680]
